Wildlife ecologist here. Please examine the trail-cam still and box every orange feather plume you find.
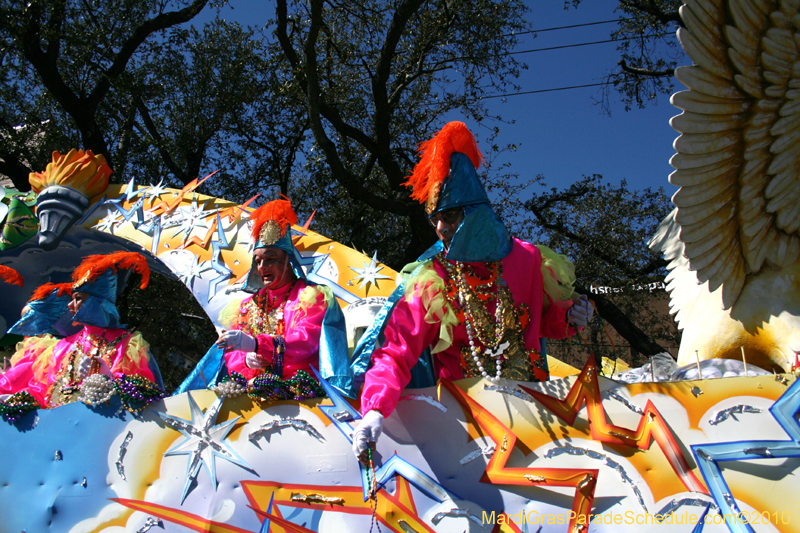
[72,251,150,290]
[403,121,483,210]
[28,282,73,302]
[0,265,23,287]
[250,198,298,242]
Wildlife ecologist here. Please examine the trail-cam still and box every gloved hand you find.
[77,354,94,380]
[216,329,257,353]
[568,295,594,327]
[246,351,268,370]
[352,409,384,466]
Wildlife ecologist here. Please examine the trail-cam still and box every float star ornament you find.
[349,251,391,291]
[169,252,213,291]
[156,393,255,504]
[205,212,234,302]
[440,379,598,532]
[145,180,168,204]
[169,196,212,243]
[94,211,123,233]
[692,376,800,533]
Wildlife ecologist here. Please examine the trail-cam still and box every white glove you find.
[246,351,268,370]
[352,409,384,465]
[77,354,94,380]
[216,329,257,353]
[568,295,594,327]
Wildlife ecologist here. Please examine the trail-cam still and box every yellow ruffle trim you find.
[15,334,59,383]
[118,331,150,375]
[402,262,459,354]
[296,285,331,322]
[537,245,576,303]
[218,298,244,329]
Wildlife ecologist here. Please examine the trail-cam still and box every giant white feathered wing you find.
[669,0,800,312]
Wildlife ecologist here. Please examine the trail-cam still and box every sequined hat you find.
[8,283,80,337]
[243,198,306,293]
[404,122,512,262]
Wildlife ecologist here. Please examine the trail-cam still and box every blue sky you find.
[199,0,683,197]
[479,1,682,197]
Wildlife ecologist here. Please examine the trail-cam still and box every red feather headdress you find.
[0,265,23,287]
[72,251,150,290]
[403,121,483,214]
[250,198,298,247]
[28,282,72,302]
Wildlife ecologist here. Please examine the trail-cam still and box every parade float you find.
[2,0,800,531]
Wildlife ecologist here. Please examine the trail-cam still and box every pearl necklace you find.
[441,256,513,382]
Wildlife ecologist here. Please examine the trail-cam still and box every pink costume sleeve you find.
[539,299,575,339]
[360,289,441,418]
[108,330,156,382]
[0,350,45,406]
[510,239,575,342]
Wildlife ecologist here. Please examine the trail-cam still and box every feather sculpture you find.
[653,0,800,371]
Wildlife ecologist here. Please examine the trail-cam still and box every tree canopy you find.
[567,0,684,112]
[1,0,681,365]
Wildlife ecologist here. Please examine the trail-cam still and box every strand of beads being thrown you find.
[439,254,521,382]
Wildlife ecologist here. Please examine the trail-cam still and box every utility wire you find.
[509,33,670,56]
[509,18,625,36]
[481,82,607,100]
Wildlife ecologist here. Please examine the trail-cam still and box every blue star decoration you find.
[205,211,234,303]
[156,393,256,504]
[312,368,453,504]
[349,251,392,291]
[692,376,800,533]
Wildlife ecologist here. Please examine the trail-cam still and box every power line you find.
[481,82,607,99]
[511,18,625,36]
[509,33,670,56]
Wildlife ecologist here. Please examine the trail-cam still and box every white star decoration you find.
[349,251,391,290]
[156,394,254,504]
[167,196,211,243]
[146,180,168,202]
[169,252,212,290]
[94,211,123,233]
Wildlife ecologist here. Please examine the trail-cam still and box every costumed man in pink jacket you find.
[208,198,351,401]
[0,252,163,417]
[350,122,593,463]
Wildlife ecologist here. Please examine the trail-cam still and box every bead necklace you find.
[246,280,297,336]
[439,255,515,382]
[50,331,124,407]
